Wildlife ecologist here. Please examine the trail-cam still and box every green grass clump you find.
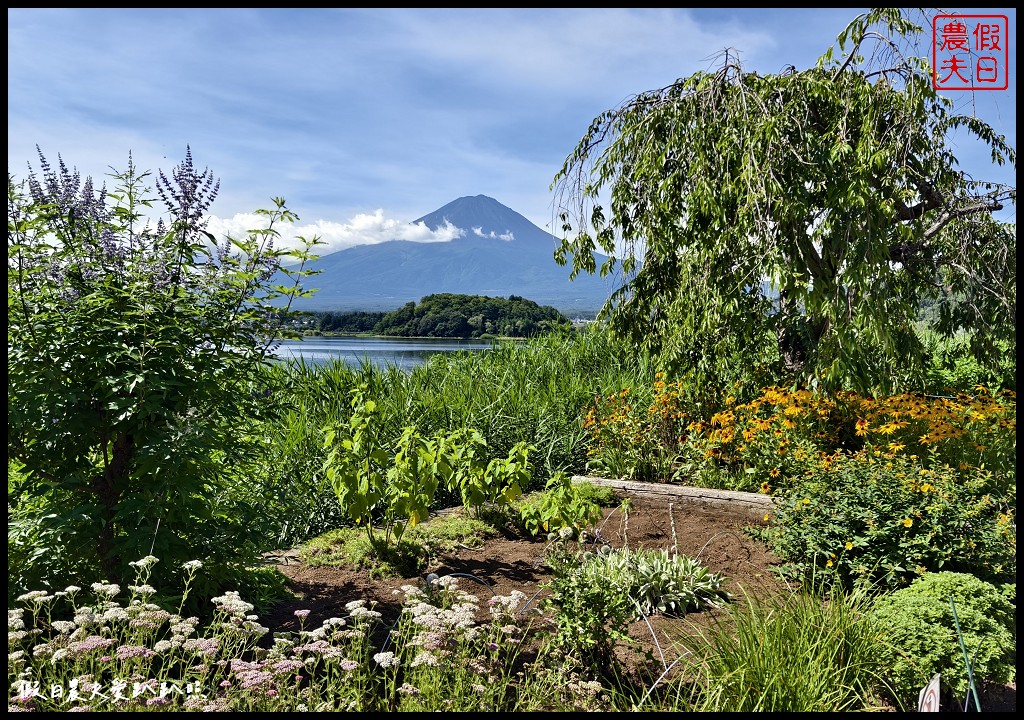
[663,583,891,712]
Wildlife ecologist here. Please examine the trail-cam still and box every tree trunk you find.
[97,431,134,583]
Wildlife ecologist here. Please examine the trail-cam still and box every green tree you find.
[552,8,1015,393]
[8,148,322,596]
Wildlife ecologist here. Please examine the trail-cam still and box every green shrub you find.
[8,149,321,602]
[758,452,1015,593]
[516,473,605,538]
[869,571,1016,709]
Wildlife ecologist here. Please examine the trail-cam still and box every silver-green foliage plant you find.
[7,148,322,599]
[582,545,731,618]
[544,540,730,673]
[626,547,731,616]
[869,571,1016,708]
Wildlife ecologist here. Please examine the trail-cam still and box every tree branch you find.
[924,200,1005,241]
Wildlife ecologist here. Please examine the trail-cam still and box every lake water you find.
[273,336,496,371]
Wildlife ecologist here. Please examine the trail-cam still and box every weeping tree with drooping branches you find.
[8,147,323,600]
[552,8,1015,394]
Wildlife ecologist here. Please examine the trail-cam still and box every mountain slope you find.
[286,195,617,313]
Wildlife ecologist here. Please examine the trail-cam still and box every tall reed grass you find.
[255,327,652,548]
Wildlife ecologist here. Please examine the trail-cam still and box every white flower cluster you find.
[211,590,254,616]
[91,582,121,598]
[488,590,528,619]
[16,590,54,605]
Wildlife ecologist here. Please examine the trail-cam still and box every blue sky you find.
[8,7,1016,254]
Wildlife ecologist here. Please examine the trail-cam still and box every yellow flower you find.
[769,467,781,478]
[826,559,833,567]
[802,498,810,505]
[845,541,854,551]
[763,513,771,522]
[902,518,913,528]
[760,481,771,493]
[920,483,933,493]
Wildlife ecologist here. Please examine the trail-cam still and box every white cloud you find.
[472,227,515,242]
[205,210,464,255]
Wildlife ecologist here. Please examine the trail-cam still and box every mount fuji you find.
[284,195,618,315]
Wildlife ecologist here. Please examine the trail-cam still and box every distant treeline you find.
[305,294,571,338]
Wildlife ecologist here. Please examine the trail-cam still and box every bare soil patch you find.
[263,496,784,685]
[261,493,1015,712]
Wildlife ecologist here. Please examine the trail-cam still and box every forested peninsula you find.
[305,293,571,338]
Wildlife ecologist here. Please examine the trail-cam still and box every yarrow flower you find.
[373,651,399,668]
[211,591,254,616]
[129,555,160,570]
[102,607,129,623]
[91,583,120,598]
[16,591,53,605]
[183,637,220,657]
[68,636,116,655]
[116,645,156,660]
[51,620,76,635]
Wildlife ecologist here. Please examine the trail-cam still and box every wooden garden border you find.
[571,475,777,518]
